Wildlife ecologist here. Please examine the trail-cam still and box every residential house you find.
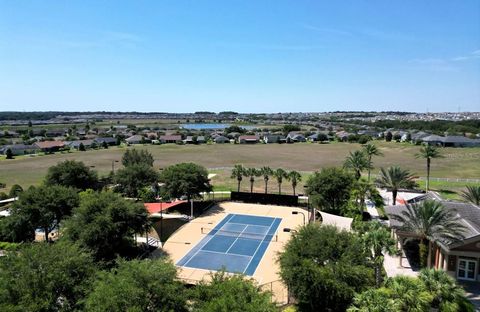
[307,132,330,142]
[422,135,444,146]
[94,137,117,146]
[125,135,145,145]
[263,134,286,144]
[287,132,306,142]
[386,196,480,282]
[442,136,480,148]
[196,136,206,144]
[159,135,182,144]
[66,139,94,150]
[0,144,39,156]
[34,141,65,153]
[238,135,259,144]
[214,136,230,144]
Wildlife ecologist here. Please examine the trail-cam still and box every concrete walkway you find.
[383,253,419,278]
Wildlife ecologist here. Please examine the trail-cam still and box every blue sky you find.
[1,1,479,113]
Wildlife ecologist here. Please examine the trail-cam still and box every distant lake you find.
[181,123,254,130]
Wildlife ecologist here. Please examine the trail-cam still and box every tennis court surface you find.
[177,213,282,275]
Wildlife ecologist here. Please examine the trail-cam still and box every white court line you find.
[242,217,278,274]
[225,224,249,254]
[200,249,252,258]
[183,214,235,267]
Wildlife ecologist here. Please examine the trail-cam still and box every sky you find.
[0,1,479,113]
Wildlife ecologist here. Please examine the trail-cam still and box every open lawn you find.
[1,141,479,196]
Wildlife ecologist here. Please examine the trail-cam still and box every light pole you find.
[283,228,297,233]
[292,211,306,225]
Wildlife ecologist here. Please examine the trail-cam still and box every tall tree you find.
[287,170,302,196]
[461,185,480,205]
[230,164,245,192]
[343,150,369,180]
[351,179,383,215]
[273,168,287,194]
[85,259,187,312]
[362,143,384,182]
[190,271,277,312]
[62,190,149,262]
[415,145,443,192]
[391,200,466,268]
[45,160,99,191]
[5,148,13,159]
[10,185,79,241]
[121,148,154,167]
[260,166,273,193]
[159,163,212,201]
[279,224,374,311]
[305,168,355,215]
[0,242,96,312]
[360,221,399,287]
[243,168,260,193]
[115,164,159,197]
[375,166,416,205]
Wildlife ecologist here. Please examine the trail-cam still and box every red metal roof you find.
[144,200,187,214]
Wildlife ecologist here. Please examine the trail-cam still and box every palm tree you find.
[230,164,245,192]
[244,168,260,193]
[461,185,480,205]
[361,221,399,287]
[343,150,369,180]
[260,166,273,193]
[391,200,466,268]
[273,168,287,194]
[415,145,443,192]
[419,269,474,311]
[286,171,302,196]
[385,275,433,311]
[375,166,416,205]
[362,143,383,182]
[351,179,381,214]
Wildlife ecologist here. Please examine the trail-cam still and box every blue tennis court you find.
[177,214,282,275]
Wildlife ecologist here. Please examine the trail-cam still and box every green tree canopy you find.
[159,163,212,200]
[115,164,159,198]
[391,200,466,268]
[461,185,480,205]
[286,170,302,196]
[278,224,374,311]
[121,148,154,167]
[45,160,99,191]
[0,242,96,312]
[375,166,417,205]
[7,185,79,242]
[62,190,149,262]
[8,184,23,198]
[85,259,187,312]
[189,271,277,312]
[305,167,355,215]
[343,150,369,180]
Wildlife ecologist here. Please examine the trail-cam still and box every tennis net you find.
[201,227,278,242]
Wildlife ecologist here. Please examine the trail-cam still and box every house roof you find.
[0,144,39,152]
[126,135,144,142]
[34,141,65,149]
[422,135,444,142]
[160,135,182,141]
[94,137,116,143]
[386,200,480,247]
[238,135,259,140]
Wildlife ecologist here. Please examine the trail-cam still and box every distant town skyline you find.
[1,1,479,113]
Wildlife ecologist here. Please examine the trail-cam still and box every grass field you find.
[1,141,479,197]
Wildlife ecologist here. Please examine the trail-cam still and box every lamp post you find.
[283,228,297,233]
[292,211,306,225]
[303,185,312,223]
